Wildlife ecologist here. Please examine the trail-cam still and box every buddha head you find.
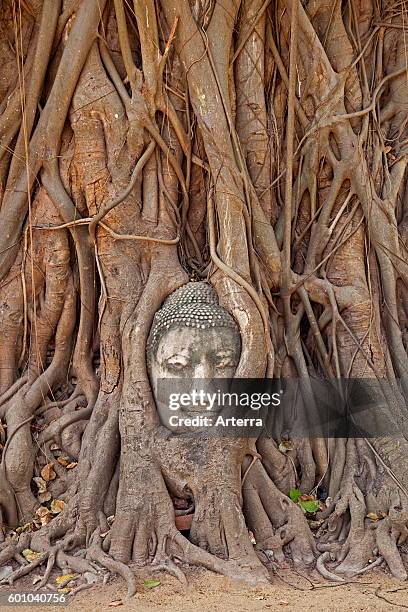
[147,282,241,429]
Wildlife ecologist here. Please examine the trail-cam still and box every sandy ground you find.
[1,565,408,611]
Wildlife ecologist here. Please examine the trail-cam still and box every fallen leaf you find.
[55,574,76,586]
[50,499,66,514]
[50,443,60,451]
[35,506,52,526]
[144,578,161,589]
[278,440,293,453]
[41,463,56,482]
[366,512,380,521]
[32,575,42,585]
[66,462,78,470]
[22,549,42,562]
[38,492,52,503]
[58,588,71,594]
[108,600,123,607]
[33,477,47,493]
[16,522,33,534]
[384,146,392,154]
[57,457,69,467]
[308,519,324,529]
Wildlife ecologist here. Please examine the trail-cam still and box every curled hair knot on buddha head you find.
[147,281,239,359]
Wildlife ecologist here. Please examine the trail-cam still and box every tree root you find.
[0,553,48,586]
[316,552,345,583]
[88,528,136,598]
[169,529,269,586]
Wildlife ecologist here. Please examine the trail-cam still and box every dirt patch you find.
[2,566,407,612]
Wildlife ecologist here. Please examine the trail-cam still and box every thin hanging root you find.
[34,219,180,245]
[316,552,345,583]
[88,141,156,242]
[87,528,136,598]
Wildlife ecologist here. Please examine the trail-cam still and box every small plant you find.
[289,489,320,514]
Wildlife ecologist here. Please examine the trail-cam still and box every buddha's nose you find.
[192,359,213,379]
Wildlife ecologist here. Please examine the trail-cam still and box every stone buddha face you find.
[147,282,241,430]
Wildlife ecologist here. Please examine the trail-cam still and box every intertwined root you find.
[2,393,408,592]
[316,445,408,582]
[0,429,408,597]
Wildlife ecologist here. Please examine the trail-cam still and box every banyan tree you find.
[0,0,408,595]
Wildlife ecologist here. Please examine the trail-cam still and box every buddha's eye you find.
[214,353,236,369]
[164,355,191,372]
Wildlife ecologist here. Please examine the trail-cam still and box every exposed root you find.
[0,552,48,586]
[34,548,57,590]
[88,528,136,598]
[376,519,408,581]
[152,558,188,587]
[316,552,345,583]
[170,530,269,586]
[352,556,384,576]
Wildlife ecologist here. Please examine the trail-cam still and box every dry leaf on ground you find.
[41,463,56,482]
